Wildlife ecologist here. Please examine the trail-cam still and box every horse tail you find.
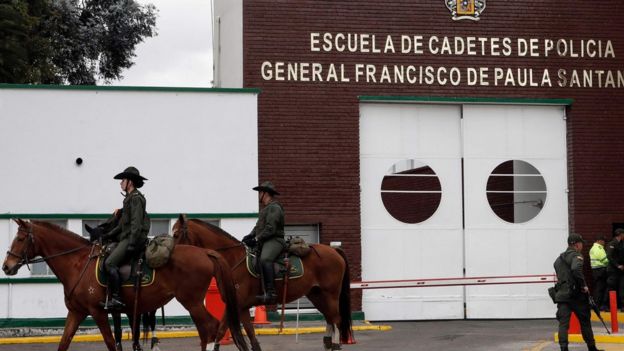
[334,247,353,343]
[205,249,248,351]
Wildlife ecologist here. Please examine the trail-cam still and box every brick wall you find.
[243,0,624,309]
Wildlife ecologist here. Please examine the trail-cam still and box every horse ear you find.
[178,213,187,225]
[13,218,25,227]
[85,224,94,234]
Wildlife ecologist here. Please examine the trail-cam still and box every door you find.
[462,105,567,318]
[360,103,465,320]
[359,101,567,320]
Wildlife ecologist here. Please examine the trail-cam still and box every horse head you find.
[3,219,37,275]
[172,214,191,245]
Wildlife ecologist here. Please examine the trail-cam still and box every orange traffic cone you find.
[343,331,356,344]
[253,305,271,325]
[568,312,581,334]
[220,329,232,345]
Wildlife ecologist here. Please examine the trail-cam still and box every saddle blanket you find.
[246,253,304,280]
[95,256,156,288]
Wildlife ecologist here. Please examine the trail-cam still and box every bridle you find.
[6,225,90,272]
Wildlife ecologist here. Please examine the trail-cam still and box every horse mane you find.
[31,220,90,244]
[188,219,240,243]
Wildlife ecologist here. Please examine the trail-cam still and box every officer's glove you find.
[84,224,105,242]
[242,234,257,247]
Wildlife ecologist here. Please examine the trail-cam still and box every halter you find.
[6,225,90,272]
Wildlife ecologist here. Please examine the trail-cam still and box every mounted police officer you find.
[554,233,603,351]
[100,166,150,310]
[242,181,285,304]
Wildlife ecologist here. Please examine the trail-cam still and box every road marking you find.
[524,340,552,351]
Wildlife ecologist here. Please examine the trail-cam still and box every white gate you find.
[360,100,568,320]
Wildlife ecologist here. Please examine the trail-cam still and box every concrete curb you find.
[0,324,392,345]
[592,311,624,323]
[554,333,624,344]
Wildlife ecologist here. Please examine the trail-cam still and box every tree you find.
[0,0,157,85]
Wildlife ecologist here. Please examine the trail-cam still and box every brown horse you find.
[2,219,248,351]
[173,215,353,351]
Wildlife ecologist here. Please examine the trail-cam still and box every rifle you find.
[588,294,611,334]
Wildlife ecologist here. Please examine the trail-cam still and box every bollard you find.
[610,290,619,333]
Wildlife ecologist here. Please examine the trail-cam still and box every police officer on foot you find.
[554,233,603,351]
[101,166,151,309]
[590,236,609,311]
[606,228,624,311]
[241,181,285,304]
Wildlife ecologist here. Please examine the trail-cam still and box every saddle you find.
[246,249,304,280]
[96,244,155,288]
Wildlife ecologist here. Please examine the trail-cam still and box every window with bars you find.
[31,219,68,276]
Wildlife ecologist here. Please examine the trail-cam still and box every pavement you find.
[2,318,624,350]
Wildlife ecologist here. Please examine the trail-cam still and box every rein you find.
[178,223,247,271]
[66,244,99,299]
[7,226,91,272]
[215,243,244,252]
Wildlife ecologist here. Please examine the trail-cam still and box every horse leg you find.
[113,312,123,351]
[307,291,342,351]
[91,310,120,351]
[182,301,220,351]
[57,310,87,351]
[149,310,160,350]
[128,314,142,351]
[241,308,262,351]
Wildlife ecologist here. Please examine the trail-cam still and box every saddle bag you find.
[287,236,311,257]
[146,234,175,268]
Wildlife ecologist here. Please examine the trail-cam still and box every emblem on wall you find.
[446,0,486,21]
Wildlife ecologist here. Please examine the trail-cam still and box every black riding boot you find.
[103,268,125,310]
[256,261,277,304]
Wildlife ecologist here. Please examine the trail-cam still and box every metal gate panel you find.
[360,103,464,320]
[462,105,567,318]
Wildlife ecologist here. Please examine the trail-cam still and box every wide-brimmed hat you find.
[114,166,147,188]
[252,181,280,195]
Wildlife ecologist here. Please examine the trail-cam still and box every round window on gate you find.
[381,159,442,224]
[486,160,547,224]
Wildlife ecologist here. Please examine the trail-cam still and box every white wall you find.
[0,87,258,214]
[0,85,259,321]
[213,0,243,88]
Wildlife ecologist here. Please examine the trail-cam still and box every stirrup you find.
[101,297,125,310]
[256,293,277,305]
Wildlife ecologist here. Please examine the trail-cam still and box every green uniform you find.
[554,248,596,349]
[250,200,285,264]
[105,189,150,270]
[606,238,624,306]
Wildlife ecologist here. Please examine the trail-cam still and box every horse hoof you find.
[150,337,160,350]
[332,343,343,350]
[132,343,143,351]
[251,343,262,351]
[116,342,123,351]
